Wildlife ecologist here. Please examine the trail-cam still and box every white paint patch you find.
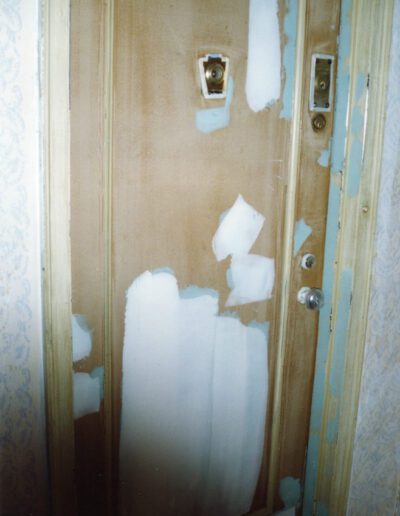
[212,194,265,261]
[120,270,268,515]
[73,372,101,419]
[72,314,92,362]
[226,254,275,306]
[246,0,281,112]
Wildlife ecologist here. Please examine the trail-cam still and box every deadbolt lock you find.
[199,54,229,99]
[312,114,326,132]
[301,253,316,270]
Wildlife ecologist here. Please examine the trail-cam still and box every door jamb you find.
[43,0,77,514]
[303,0,394,514]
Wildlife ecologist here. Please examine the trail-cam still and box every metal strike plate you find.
[310,54,334,112]
[199,54,229,99]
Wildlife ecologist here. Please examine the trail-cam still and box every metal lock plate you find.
[199,54,229,99]
[309,54,334,112]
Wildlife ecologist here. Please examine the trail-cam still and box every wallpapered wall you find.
[0,0,48,514]
[347,0,400,514]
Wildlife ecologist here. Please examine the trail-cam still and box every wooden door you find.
[70,0,340,514]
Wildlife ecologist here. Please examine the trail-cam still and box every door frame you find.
[42,1,393,514]
[303,0,394,514]
[42,0,77,514]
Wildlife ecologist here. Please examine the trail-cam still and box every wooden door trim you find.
[304,0,394,513]
[266,0,308,510]
[43,0,77,514]
[102,1,115,512]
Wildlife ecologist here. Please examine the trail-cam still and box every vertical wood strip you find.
[317,0,394,512]
[266,1,307,511]
[43,0,76,514]
[303,0,394,512]
[103,1,115,513]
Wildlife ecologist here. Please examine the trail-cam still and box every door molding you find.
[303,0,394,513]
[42,0,76,514]
[266,0,307,510]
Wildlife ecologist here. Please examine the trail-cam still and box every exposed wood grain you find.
[70,1,108,513]
[111,0,290,511]
[43,0,76,514]
[273,0,341,510]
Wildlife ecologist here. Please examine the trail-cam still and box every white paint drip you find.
[120,270,268,515]
[246,0,281,112]
[72,314,92,362]
[226,254,275,306]
[212,194,265,261]
[73,372,101,419]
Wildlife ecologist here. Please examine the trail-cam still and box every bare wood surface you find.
[43,0,76,514]
[111,0,289,511]
[274,0,341,510]
[70,1,107,514]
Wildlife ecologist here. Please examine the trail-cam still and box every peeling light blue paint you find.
[326,414,338,445]
[179,285,219,299]
[226,267,234,289]
[316,501,329,516]
[90,366,104,401]
[355,72,366,100]
[351,108,364,135]
[153,267,176,276]
[347,138,363,197]
[331,0,352,175]
[280,0,298,119]
[196,78,234,133]
[330,269,352,398]
[318,143,331,168]
[293,218,312,256]
[248,320,269,337]
[279,476,301,508]
[303,0,353,513]
[346,74,366,197]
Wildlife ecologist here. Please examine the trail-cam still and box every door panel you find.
[112,2,288,513]
[70,0,340,514]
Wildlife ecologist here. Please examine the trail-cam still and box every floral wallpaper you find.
[347,1,400,514]
[0,0,48,514]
